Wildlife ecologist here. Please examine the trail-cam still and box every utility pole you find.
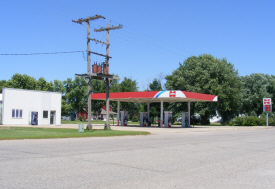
[72,15,105,130]
[94,24,122,129]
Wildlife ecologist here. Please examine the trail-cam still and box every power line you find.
[103,17,194,54]
[2,0,192,60]
[0,51,85,56]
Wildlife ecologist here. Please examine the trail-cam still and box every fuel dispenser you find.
[31,111,38,125]
[181,112,189,127]
[140,112,148,126]
[120,111,128,126]
[164,111,172,128]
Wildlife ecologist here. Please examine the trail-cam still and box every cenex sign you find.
[263,98,272,126]
[263,98,272,112]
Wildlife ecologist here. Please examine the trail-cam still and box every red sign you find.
[264,98,271,105]
[263,98,272,112]
[169,91,176,97]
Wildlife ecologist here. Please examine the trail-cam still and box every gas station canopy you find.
[90,90,218,103]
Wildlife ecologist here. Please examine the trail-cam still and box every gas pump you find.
[164,111,172,128]
[181,112,189,127]
[144,112,148,126]
[140,112,148,126]
[120,111,128,126]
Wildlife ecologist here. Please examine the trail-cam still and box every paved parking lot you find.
[0,125,275,188]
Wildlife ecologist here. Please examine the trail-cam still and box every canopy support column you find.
[105,78,110,129]
[147,102,150,120]
[117,100,120,126]
[188,101,191,127]
[160,100,163,126]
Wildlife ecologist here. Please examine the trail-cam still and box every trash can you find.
[78,123,84,132]
[70,111,75,121]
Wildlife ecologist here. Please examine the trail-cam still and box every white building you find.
[0,88,61,126]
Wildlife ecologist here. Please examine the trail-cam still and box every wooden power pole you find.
[94,23,122,129]
[73,15,122,130]
[72,15,105,130]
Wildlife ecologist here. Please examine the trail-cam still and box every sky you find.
[1,0,274,91]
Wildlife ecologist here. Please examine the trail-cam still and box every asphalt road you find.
[1,126,275,188]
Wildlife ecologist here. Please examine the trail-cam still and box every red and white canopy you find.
[91,90,218,103]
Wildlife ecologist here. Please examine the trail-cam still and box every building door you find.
[50,111,56,125]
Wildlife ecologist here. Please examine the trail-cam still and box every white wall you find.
[0,94,2,124]
[2,88,61,126]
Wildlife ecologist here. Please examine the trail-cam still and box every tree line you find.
[1,54,274,124]
[0,73,139,119]
[165,54,275,124]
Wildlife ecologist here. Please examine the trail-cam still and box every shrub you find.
[269,118,275,126]
[230,116,265,126]
[79,116,83,121]
[132,115,139,122]
[245,116,259,126]
[234,116,245,126]
[249,111,257,117]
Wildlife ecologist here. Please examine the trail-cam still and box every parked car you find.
[93,117,103,120]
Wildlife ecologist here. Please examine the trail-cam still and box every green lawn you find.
[0,127,150,140]
[210,122,222,126]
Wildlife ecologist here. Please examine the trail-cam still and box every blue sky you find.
[1,0,274,91]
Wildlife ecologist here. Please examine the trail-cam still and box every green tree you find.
[90,80,106,120]
[64,77,87,117]
[120,77,138,92]
[147,78,163,119]
[267,75,275,110]
[149,78,162,91]
[110,76,121,93]
[53,80,65,93]
[119,77,139,119]
[62,78,74,116]
[6,74,37,90]
[165,54,242,124]
[36,77,54,91]
[241,73,272,116]
[0,80,7,93]
[61,99,72,116]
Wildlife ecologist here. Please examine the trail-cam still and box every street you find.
[0,126,275,188]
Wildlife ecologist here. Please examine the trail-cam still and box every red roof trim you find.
[183,91,216,101]
[91,90,217,102]
[91,91,159,99]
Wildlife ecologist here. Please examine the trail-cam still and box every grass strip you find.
[0,127,150,140]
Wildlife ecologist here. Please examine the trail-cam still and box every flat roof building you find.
[0,88,61,126]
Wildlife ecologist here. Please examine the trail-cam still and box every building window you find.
[12,109,22,118]
[43,111,48,118]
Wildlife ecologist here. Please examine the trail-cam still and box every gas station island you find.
[91,90,218,128]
